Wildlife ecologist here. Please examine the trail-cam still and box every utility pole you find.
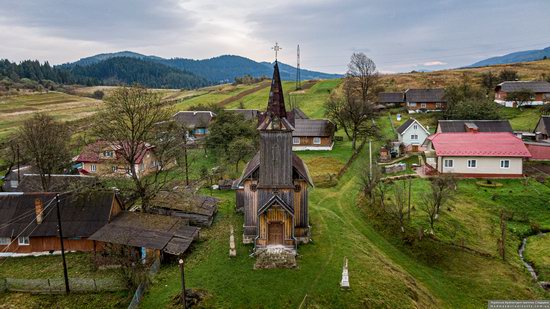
[369,139,373,178]
[296,44,301,90]
[16,144,20,184]
[179,258,186,309]
[407,177,412,221]
[56,194,70,293]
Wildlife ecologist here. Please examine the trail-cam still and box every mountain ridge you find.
[59,51,342,83]
[468,46,550,67]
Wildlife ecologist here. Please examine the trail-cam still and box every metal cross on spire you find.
[272,42,282,61]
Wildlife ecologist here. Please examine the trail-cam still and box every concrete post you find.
[229,225,237,257]
[340,257,350,289]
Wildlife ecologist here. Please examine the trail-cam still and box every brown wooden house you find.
[495,81,550,107]
[0,191,122,256]
[404,88,446,112]
[235,62,313,254]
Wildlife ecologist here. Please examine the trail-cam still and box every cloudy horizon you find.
[0,0,549,74]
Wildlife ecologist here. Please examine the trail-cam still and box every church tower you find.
[235,61,312,255]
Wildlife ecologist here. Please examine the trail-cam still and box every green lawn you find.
[0,91,101,140]
[139,113,548,308]
[0,292,129,309]
[498,106,541,131]
[173,84,262,111]
[0,253,121,280]
[524,233,550,282]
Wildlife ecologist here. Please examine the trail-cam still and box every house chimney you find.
[464,122,479,133]
[35,198,44,224]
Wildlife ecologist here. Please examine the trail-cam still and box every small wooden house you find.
[377,92,405,108]
[396,118,430,152]
[495,81,550,107]
[75,141,158,178]
[0,191,122,256]
[173,111,216,138]
[235,62,313,254]
[404,88,446,112]
[150,190,218,227]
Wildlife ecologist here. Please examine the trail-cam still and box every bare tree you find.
[388,181,407,233]
[506,90,535,108]
[92,86,179,212]
[421,175,456,234]
[228,137,255,174]
[360,161,380,205]
[18,113,71,191]
[347,52,380,104]
[325,79,378,151]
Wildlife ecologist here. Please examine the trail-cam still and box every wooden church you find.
[235,62,313,253]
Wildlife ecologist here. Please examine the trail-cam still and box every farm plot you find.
[0,92,101,140]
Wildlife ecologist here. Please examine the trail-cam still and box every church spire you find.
[266,61,287,118]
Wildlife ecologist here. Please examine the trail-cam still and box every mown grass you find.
[0,291,129,309]
[140,113,548,308]
[0,91,101,140]
[0,253,121,280]
[173,84,261,111]
[524,233,550,282]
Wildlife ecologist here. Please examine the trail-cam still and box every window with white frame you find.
[293,137,300,145]
[410,134,418,140]
[112,165,117,172]
[103,151,113,158]
[500,160,510,168]
[467,159,477,168]
[421,103,427,108]
[413,124,418,130]
[313,137,321,145]
[18,236,29,245]
[444,159,453,168]
[409,102,417,107]
[90,164,97,172]
[0,237,10,245]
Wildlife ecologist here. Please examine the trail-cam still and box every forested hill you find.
[0,57,209,89]
[68,57,208,89]
[468,46,550,67]
[61,51,343,83]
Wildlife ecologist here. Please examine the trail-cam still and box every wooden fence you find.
[0,277,126,294]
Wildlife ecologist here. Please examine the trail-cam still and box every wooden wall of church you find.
[259,131,293,186]
[257,206,294,247]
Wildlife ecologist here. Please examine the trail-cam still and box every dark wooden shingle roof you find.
[173,111,216,128]
[405,88,446,103]
[378,92,405,103]
[89,211,199,255]
[396,119,416,134]
[437,120,513,133]
[496,81,550,93]
[0,191,117,238]
[293,119,335,137]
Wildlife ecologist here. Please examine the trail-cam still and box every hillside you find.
[60,51,342,83]
[380,58,550,91]
[67,57,208,89]
[469,46,550,67]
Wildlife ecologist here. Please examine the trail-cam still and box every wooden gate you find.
[268,222,284,245]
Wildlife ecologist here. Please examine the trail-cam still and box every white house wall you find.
[437,156,523,175]
[399,123,429,146]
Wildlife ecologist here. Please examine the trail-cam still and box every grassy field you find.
[0,91,101,140]
[380,58,550,91]
[0,253,121,280]
[524,233,550,282]
[0,292,129,309]
[138,110,548,308]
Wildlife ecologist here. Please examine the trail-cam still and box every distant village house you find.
[173,111,216,139]
[495,81,550,107]
[74,141,158,178]
[404,88,446,113]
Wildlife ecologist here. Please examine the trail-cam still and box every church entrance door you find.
[268,222,284,245]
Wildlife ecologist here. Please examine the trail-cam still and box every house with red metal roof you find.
[423,132,531,177]
[74,141,158,178]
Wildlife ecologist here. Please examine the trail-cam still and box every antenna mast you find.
[296,44,301,90]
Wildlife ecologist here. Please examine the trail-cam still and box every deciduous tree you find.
[18,113,72,191]
[92,86,179,212]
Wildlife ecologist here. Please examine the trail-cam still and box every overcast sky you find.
[1,0,549,73]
